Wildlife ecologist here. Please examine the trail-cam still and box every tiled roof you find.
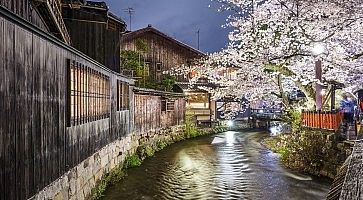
[176,82,218,92]
[123,25,206,56]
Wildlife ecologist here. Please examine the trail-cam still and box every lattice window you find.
[166,100,175,111]
[160,98,174,112]
[67,60,110,126]
[117,80,130,111]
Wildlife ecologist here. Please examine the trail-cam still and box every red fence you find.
[302,111,343,131]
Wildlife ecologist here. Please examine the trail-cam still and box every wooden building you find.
[0,2,187,199]
[62,1,126,73]
[121,24,205,82]
[133,88,185,133]
[0,0,71,43]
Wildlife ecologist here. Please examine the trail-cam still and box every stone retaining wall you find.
[29,126,185,200]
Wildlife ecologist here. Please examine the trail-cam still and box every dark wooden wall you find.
[134,94,185,133]
[0,8,133,199]
[0,0,49,31]
[62,5,124,73]
[122,31,203,82]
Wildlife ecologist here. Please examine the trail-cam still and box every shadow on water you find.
[103,130,332,200]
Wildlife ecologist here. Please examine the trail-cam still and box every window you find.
[156,63,162,71]
[67,60,110,126]
[160,97,174,112]
[161,98,167,112]
[144,62,150,76]
[117,80,130,111]
[166,100,175,111]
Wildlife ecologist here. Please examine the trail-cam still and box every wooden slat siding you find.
[3,20,16,200]
[302,111,344,132]
[31,35,40,194]
[0,11,133,198]
[0,16,4,200]
[110,74,116,139]
[0,0,49,31]
[133,94,185,134]
[122,30,203,82]
[14,25,28,199]
[26,30,34,198]
[62,6,124,73]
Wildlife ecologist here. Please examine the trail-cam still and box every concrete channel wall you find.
[29,126,185,200]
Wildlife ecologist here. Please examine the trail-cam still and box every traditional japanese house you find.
[62,0,126,72]
[121,24,205,82]
[0,1,134,199]
[0,0,71,43]
[121,25,217,125]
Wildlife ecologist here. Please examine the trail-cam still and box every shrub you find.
[125,154,142,168]
[144,145,155,157]
[264,129,344,177]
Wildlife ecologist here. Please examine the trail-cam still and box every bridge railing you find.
[302,110,343,131]
[250,108,284,120]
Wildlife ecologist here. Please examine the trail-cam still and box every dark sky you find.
[103,0,232,53]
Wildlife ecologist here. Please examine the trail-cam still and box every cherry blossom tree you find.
[201,0,363,106]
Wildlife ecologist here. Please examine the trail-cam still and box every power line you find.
[123,7,135,31]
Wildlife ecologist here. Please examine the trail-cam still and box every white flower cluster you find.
[203,0,363,101]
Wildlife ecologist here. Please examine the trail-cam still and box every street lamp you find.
[312,43,326,55]
[312,43,326,111]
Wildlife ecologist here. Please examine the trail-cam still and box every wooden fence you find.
[302,110,343,131]
[133,88,185,133]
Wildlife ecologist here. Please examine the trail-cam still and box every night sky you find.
[103,0,233,53]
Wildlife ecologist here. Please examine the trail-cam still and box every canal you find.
[103,130,331,200]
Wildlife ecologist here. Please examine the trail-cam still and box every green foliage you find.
[289,110,302,133]
[161,75,176,92]
[264,130,345,178]
[144,145,155,157]
[135,38,149,53]
[91,180,107,200]
[281,109,302,133]
[184,110,200,138]
[91,166,125,200]
[125,154,142,168]
[121,50,143,70]
[121,48,176,91]
[277,146,290,163]
[156,140,168,151]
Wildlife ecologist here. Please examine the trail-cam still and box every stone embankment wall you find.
[30,126,186,200]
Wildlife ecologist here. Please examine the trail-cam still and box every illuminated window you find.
[117,80,130,111]
[67,60,110,126]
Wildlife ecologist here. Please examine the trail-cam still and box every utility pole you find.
[196,28,200,50]
[123,7,135,31]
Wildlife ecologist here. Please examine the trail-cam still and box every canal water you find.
[103,130,331,200]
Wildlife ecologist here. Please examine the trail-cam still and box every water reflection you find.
[103,131,331,200]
